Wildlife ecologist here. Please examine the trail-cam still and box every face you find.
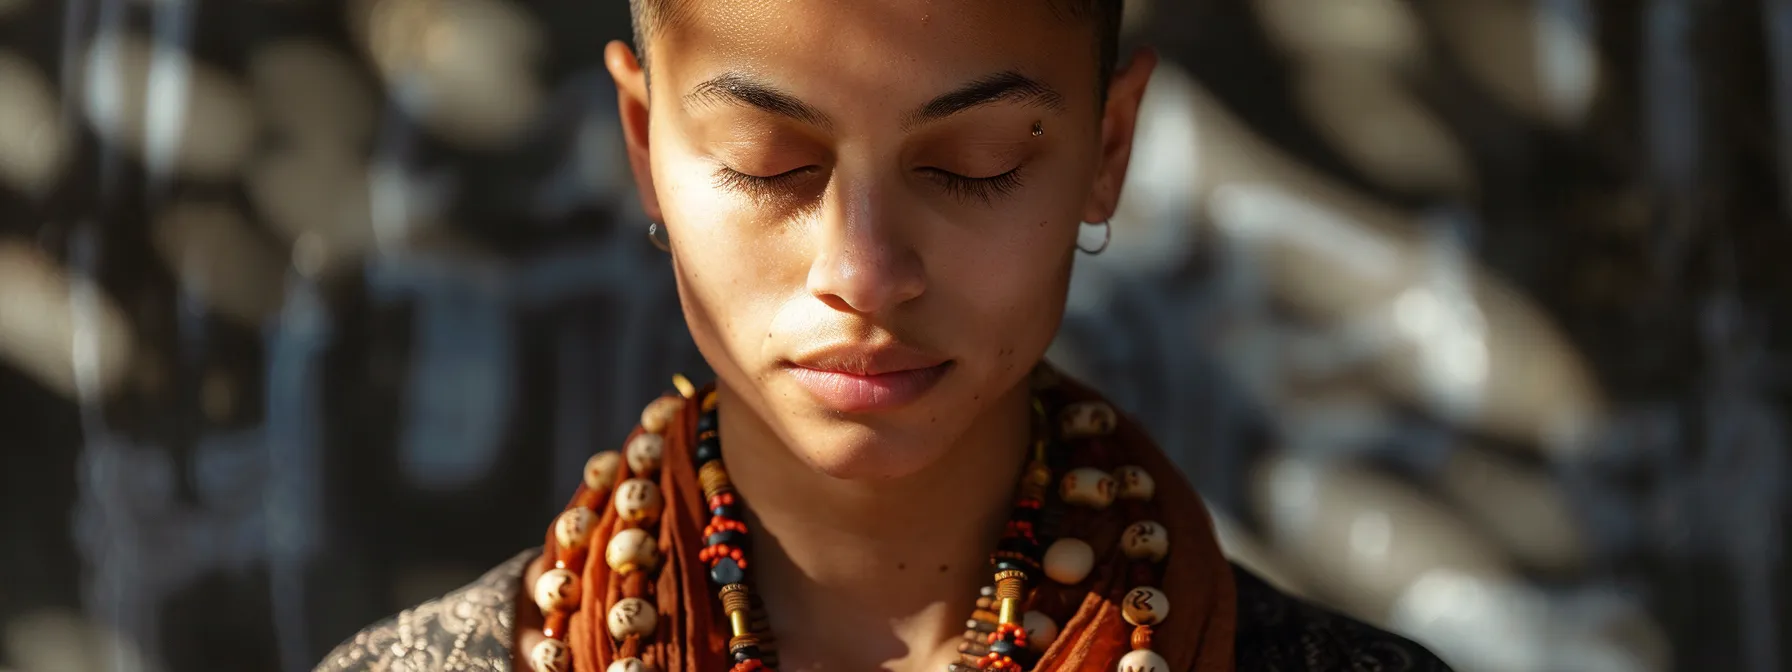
[607,0,1154,480]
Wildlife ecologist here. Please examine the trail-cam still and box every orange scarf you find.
[549,377,1237,672]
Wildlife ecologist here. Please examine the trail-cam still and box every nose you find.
[805,177,926,315]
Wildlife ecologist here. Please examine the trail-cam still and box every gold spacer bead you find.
[728,610,751,639]
[719,583,752,614]
[672,374,697,399]
[998,597,1021,626]
[994,570,1026,599]
[699,460,733,499]
[729,634,761,654]
[702,390,720,411]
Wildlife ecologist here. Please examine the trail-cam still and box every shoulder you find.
[313,550,535,672]
[1230,563,1455,671]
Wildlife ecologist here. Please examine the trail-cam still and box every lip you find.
[783,344,953,413]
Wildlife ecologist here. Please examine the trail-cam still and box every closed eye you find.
[713,166,819,201]
[919,166,1025,204]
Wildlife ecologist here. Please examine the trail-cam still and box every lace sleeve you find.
[313,550,535,672]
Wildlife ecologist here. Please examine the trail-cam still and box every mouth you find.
[782,345,954,413]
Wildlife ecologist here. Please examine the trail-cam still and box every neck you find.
[716,382,1034,671]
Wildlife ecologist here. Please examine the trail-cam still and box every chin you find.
[785,413,956,481]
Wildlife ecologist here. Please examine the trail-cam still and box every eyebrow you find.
[685,72,833,129]
[902,71,1067,130]
[682,70,1067,132]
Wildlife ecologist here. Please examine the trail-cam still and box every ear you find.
[606,40,663,224]
[1081,48,1159,225]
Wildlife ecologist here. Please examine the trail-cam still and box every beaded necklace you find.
[527,374,1176,672]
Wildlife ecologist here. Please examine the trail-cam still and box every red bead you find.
[704,516,749,537]
[702,543,751,570]
[1003,520,1036,538]
[1131,624,1154,650]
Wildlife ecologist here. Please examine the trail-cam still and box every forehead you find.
[650,0,1100,111]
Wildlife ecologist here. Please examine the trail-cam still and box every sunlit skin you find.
[517,1,1155,670]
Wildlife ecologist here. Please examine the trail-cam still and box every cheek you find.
[658,157,803,369]
[935,216,1077,370]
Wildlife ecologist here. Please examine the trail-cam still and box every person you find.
[316,1,1455,670]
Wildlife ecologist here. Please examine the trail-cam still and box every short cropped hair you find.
[628,0,1126,93]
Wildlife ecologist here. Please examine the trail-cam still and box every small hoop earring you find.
[1076,220,1111,255]
[647,222,671,252]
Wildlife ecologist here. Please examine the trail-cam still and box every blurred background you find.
[0,0,1788,670]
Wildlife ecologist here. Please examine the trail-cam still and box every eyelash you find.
[713,167,816,202]
[922,166,1026,204]
[712,165,1027,204]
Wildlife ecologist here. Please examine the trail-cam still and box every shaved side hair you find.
[627,0,1126,95]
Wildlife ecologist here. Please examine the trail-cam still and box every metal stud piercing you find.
[1076,220,1111,255]
[1032,121,1045,137]
[647,222,671,252]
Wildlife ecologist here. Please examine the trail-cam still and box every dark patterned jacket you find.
[315,550,1454,671]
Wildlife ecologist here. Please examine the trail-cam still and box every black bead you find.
[712,503,743,519]
[997,537,1040,556]
[709,557,746,585]
[988,640,1021,659]
[698,412,719,432]
[732,647,762,664]
[1009,507,1039,524]
[695,439,723,464]
[706,530,749,548]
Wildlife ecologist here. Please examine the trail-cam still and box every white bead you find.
[614,478,663,526]
[605,527,660,574]
[607,597,658,639]
[1120,520,1169,562]
[553,507,598,550]
[625,432,665,476]
[583,451,622,493]
[1113,465,1155,501]
[1121,586,1170,626]
[528,638,571,672]
[1060,467,1117,509]
[1116,648,1169,672]
[1059,401,1117,438]
[533,568,580,613]
[640,396,684,434]
[1043,538,1096,584]
[1022,610,1059,652]
[607,658,650,672]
